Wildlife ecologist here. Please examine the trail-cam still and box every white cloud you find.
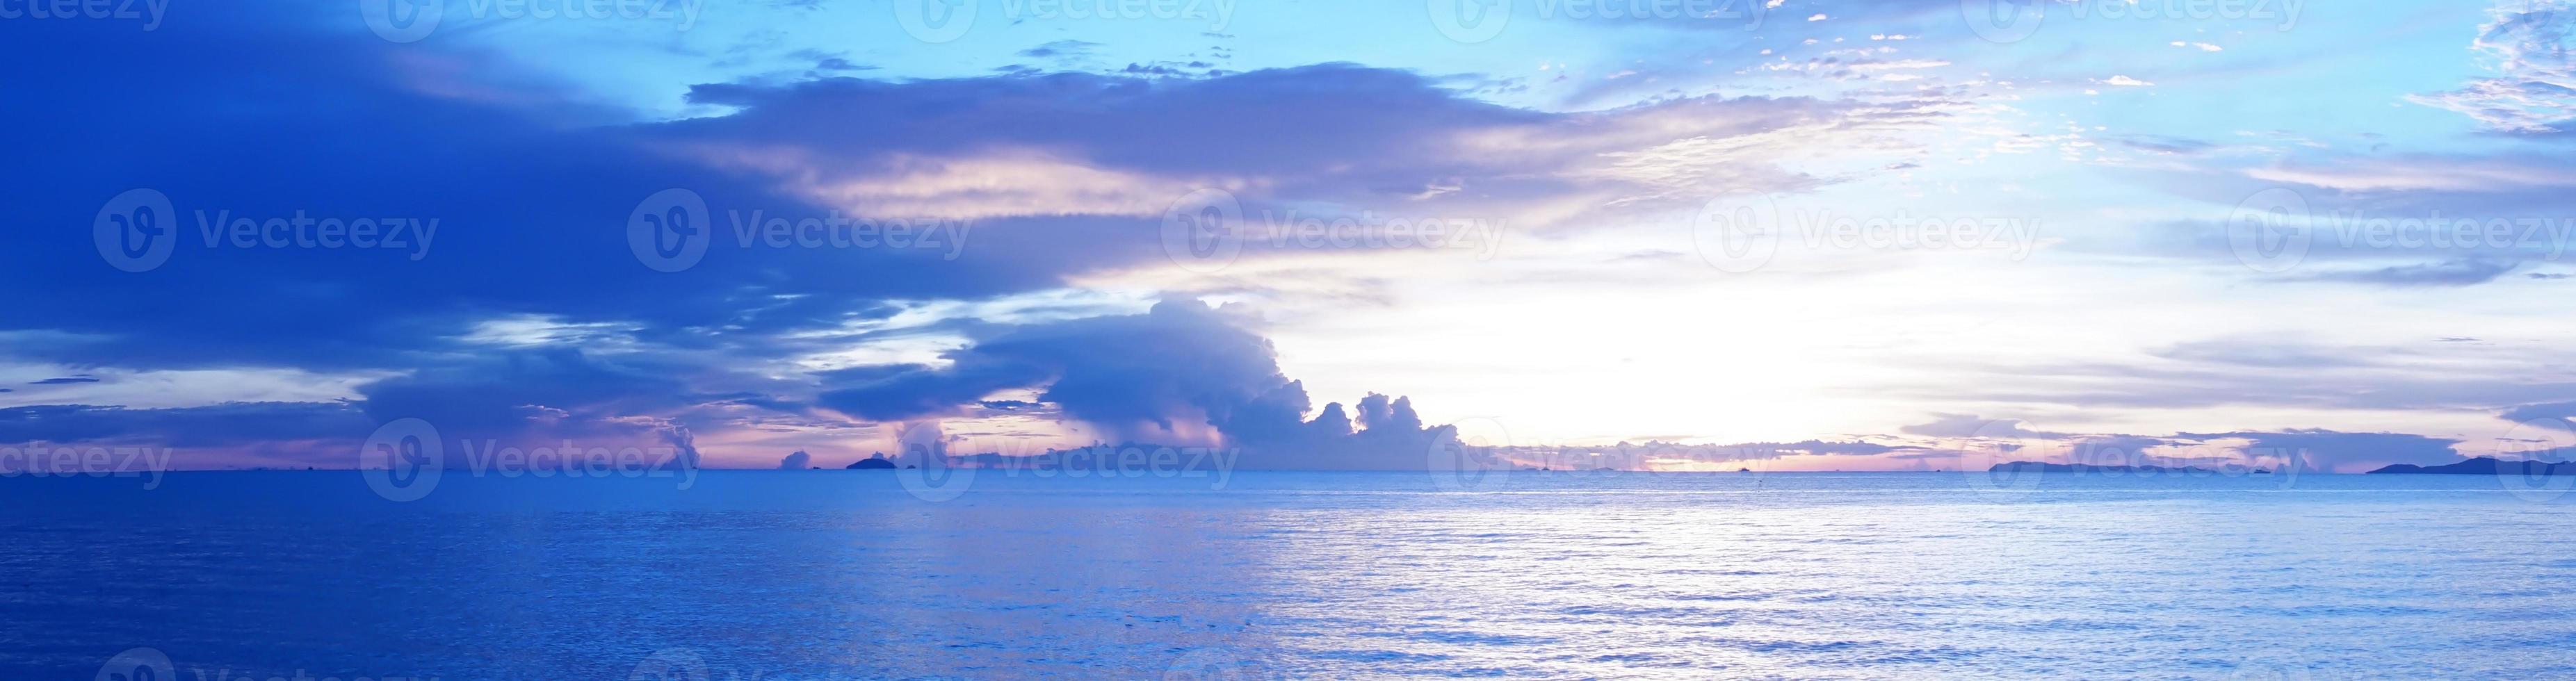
[2408,0,2576,132]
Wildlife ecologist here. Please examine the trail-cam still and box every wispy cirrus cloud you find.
[2409,0,2576,133]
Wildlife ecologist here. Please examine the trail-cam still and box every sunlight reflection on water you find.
[2,471,2570,678]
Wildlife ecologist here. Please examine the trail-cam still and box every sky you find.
[6,0,2576,473]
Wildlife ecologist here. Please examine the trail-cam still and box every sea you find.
[3,468,2572,679]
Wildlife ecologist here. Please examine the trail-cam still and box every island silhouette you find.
[845,453,898,470]
[2367,457,2576,475]
[1986,461,2241,474]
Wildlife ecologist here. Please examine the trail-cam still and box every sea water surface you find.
[3,469,2573,679]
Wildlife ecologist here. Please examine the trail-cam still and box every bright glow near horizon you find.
[8,0,2576,474]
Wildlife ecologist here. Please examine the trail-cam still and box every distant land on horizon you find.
[2367,457,2576,475]
[1986,461,2269,475]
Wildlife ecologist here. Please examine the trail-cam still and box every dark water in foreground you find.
[3,470,2572,679]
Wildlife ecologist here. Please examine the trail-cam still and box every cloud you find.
[1018,40,1103,59]
[1890,415,2463,473]
[4,11,1931,468]
[1888,337,2576,414]
[4,9,1936,388]
[2295,259,2519,287]
[0,402,373,468]
[2100,152,2576,273]
[819,298,1459,469]
[10,0,2545,475]
[819,300,1281,440]
[354,349,708,468]
[2152,340,2372,369]
[2179,429,2463,473]
[2245,155,2576,192]
[654,64,1938,226]
[1899,413,2050,438]
[2500,400,2576,431]
[779,450,812,468]
[2112,134,2217,155]
[2408,0,2576,133]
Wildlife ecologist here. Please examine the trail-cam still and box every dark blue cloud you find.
[9,6,1841,379]
[819,300,1288,439]
[2178,429,2463,472]
[2500,400,2576,432]
[19,6,1783,464]
[818,299,1458,468]
[0,400,373,452]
